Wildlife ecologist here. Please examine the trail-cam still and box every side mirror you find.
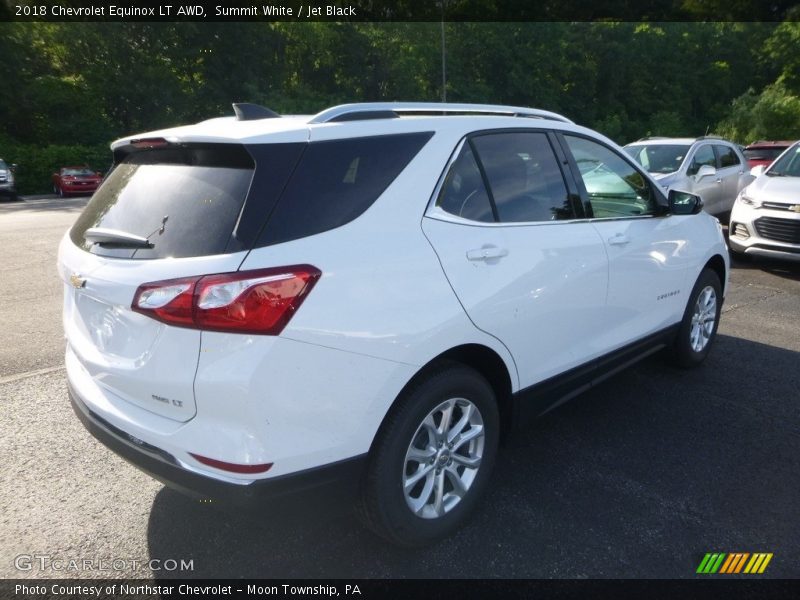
[695,164,716,180]
[669,189,703,215]
[750,165,765,178]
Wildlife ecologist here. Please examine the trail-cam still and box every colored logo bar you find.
[696,553,773,574]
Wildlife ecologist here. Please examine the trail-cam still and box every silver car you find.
[624,137,752,220]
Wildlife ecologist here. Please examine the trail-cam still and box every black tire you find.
[358,363,500,547]
[666,268,722,368]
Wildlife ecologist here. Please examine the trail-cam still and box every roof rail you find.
[696,134,724,141]
[308,102,573,125]
[635,136,671,142]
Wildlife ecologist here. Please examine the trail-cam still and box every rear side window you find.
[256,132,433,247]
[436,144,494,222]
[71,145,255,259]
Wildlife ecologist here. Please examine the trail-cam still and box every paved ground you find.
[1,197,798,579]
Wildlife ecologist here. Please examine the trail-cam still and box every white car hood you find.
[748,175,800,204]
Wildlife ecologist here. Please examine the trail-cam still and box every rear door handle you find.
[467,246,508,261]
[607,233,630,246]
[715,178,723,184]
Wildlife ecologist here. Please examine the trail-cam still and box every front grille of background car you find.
[754,217,800,244]
[761,201,797,211]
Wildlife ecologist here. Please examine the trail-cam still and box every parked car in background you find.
[743,141,795,169]
[52,166,103,197]
[61,102,729,546]
[0,158,18,201]
[729,141,800,261]
[624,137,752,220]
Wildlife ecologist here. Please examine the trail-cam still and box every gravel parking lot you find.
[1,197,798,579]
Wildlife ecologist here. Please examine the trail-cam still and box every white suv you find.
[729,141,800,261]
[60,102,729,546]
[624,137,752,219]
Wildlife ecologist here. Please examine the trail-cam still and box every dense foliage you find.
[1,21,799,193]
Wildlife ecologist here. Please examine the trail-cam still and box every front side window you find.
[687,145,716,175]
[715,145,740,168]
[565,135,657,218]
[470,133,573,222]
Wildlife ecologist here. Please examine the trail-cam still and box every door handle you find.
[608,233,630,246]
[467,246,508,261]
[715,178,723,184]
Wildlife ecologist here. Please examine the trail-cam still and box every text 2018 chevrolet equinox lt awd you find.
[60,102,729,546]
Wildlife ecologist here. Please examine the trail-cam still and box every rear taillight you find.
[132,265,321,335]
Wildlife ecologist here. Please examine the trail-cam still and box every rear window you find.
[744,147,787,162]
[256,132,433,247]
[624,144,691,174]
[70,145,255,259]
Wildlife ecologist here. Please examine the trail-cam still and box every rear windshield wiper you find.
[84,227,154,248]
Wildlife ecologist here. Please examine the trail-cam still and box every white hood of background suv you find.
[747,175,800,204]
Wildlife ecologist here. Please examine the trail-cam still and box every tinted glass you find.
[70,144,254,259]
[565,135,656,218]
[715,145,740,168]
[63,168,95,176]
[688,145,716,174]
[624,144,690,174]
[0,160,9,170]
[744,147,787,162]
[436,144,494,222]
[257,132,433,246]
[471,133,572,222]
[768,143,800,177]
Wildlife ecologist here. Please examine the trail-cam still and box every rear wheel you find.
[666,268,722,368]
[358,364,499,546]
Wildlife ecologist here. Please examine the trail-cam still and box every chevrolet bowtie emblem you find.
[69,274,87,289]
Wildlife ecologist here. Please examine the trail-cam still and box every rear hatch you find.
[59,141,302,422]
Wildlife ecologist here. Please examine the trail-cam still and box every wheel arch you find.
[703,253,727,295]
[369,343,516,454]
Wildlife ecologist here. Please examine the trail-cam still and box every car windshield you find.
[0,160,7,170]
[766,143,800,177]
[624,144,691,174]
[63,168,94,176]
[744,147,788,162]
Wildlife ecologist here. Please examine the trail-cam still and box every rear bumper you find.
[69,382,367,508]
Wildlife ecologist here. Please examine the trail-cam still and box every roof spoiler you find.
[232,103,280,121]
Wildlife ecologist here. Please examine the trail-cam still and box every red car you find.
[742,141,795,170]
[52,166,103,197]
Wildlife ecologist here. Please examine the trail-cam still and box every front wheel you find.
[358,364,499,546]
[666,268,722,368]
